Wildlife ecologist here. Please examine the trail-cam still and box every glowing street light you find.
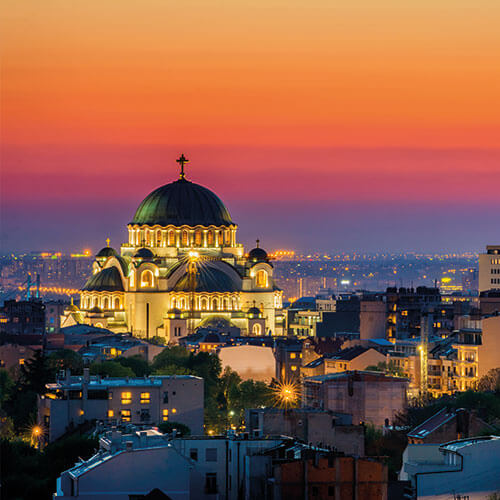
[273,380,299,409]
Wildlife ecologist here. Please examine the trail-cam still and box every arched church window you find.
[207,231,214,246]
[201,297,208,310]
[182,231,188,246]
[140,270,154,288]
[223,298,229,310]
[212,298,218,310]
[156,230,162,247]
[224,230,230,245]
[168,231,175,246]
[145,230,151,246]
[179,298,185,309]
[171,298,177,309]
[253,323,262,335]
[115,297,121,309]
[256,270,269,288]
[103,297,109,309]
[195,229,202,246]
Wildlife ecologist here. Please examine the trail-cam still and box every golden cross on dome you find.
[105,237,110,247]
[176,154,189,180]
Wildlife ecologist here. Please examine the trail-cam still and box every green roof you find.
[83,267,124,292]
[131,178,233,227]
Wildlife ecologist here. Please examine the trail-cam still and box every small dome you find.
[134,248,155,260]
[67,303,80,312]
[247,307,261,317]
[83,267,124,292]
[89,306,103,313]
[167,308,182,315]
[96,247,118,258]
[248,247,268,262]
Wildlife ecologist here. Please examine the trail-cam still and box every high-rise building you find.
[478,245,500,292]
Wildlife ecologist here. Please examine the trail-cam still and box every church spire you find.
[176,154,189,180]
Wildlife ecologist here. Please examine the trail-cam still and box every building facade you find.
[302,370,408,426]
[38,370,204,441]
[479,245,500,292]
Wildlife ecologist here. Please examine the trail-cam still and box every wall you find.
[360,300,387,340]
[219,345,275,382]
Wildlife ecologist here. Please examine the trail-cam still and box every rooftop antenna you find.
[176,154,189,180]
[36,273,40,299]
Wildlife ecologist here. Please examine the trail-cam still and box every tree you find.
[116,355,150,377]
[89,360,134,378]
[48,349,84,375]
[478,368,500,392]
[365,361,405,377]
[19,350,55,394]
[0,368,14,405]
[158,421,191,436]
[152,345,190,371]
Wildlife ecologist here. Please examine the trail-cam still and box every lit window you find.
[121,410,131,422]
[19,358,24,365]
[121,392,132,405]
[290,353,296,359]
[140,270,154,288]
[162,409,169,421]
[256,270,268,288]
[291,366,297,371]
[108,410,114,418]
[140,392,151,404]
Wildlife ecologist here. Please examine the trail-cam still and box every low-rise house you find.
[38,370,204,441]
[301,345,386,378]
[302,370,408,426]
[399,436,500,499]
[246,407,364,455]
[0,343,37,373]
[408,407,494,444]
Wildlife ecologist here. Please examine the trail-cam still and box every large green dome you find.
[131,178,233,227]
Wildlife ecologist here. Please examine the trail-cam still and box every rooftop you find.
[304,370,408,383]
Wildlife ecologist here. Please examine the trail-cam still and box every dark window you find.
[163,392,169,404]
[205,473,217,494]
[206,448,217,462]
[68,390,82,400]
[190,448,198,461]
[328,485,335,497]
[312,486,319,496]
[140,409,150,422]
[88,390,108,400]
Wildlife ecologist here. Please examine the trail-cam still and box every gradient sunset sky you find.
[1,0,500,253]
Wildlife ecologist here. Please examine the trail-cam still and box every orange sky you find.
[2,0,500,148]
[2,1,500,252]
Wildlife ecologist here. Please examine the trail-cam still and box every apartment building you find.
[38,370,204,441]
